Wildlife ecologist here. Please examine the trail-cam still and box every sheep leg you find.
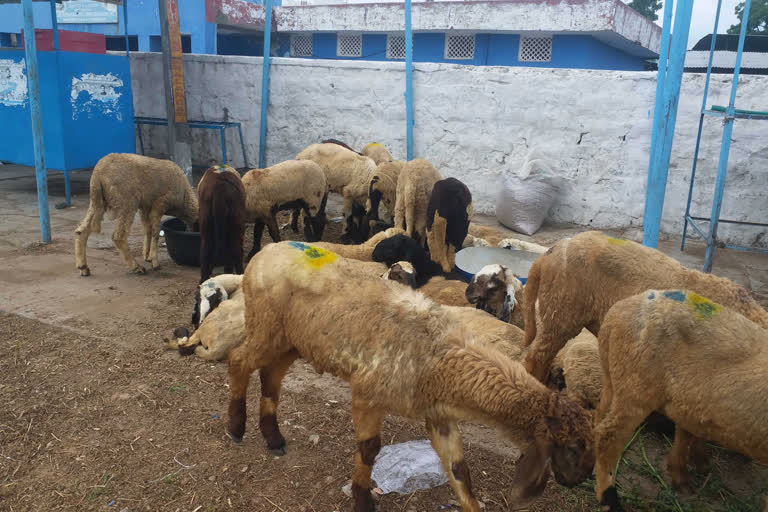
[427,212,450,273]
[594,404,648,512]
[350,402,384,512]
[226,345,255,443]
[112,212,145,274]
[266,213,281,244]
[667,428,697,493]
[290,209,301,233]
[404,200,415,239]
[258,350,299,455]
[74,221,92,277]
[247,220,265,261]
[523,331,573,382]
[426,419,481,512]
[341,196,354,236]
[147,210,164,270]
[140,210,152,262]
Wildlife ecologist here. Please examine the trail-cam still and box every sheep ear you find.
[510,442,552,507]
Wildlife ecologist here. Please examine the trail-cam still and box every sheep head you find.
[465,264,522,322]
[192,280,228,328]
[303,213,327,243]
[383,261,416,288]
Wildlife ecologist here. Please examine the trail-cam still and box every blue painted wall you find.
[0,0,226,54]
[0,49,135,170]
[275,32,647,71]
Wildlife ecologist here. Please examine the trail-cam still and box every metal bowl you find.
[454,246,541,284]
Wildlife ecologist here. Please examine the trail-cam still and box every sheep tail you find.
[523,258,542,347]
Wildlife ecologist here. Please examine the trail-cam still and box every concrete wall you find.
[129,53,768,246]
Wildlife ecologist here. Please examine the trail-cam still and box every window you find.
[519,36,552,62]
[386,33,406,60]
[337,33,362,57]
[444,33,475,60]
[105,35,138,52]
[149,34,191,53]
[290,34,312,57]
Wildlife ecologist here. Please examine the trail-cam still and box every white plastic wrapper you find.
[496,158,560,236]
[371,440,448,494]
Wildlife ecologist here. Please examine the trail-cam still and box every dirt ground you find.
[2,166,768,512]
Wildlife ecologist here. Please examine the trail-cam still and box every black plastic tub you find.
[161,217,200,267]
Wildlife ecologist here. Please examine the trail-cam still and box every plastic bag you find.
[371,440,448,494]
[496,158,560,236]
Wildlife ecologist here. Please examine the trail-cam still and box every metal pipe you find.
[258,0,272,168]
[681,0,723,250]
[123,0,130,57]
[48,0,59,50]
[220,126,227,164]
[404,0,413,161]
[22,0,51,243]
[703,0,752,272]
[642,0,694,248]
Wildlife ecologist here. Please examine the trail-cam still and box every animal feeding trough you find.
[454,246,539,284]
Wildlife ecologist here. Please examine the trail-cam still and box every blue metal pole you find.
[648,0,674,162]
[48,0,59,50]
[703,0,752,272]
[681,0,723,250]
[22,0,51,244]
[258,0,272,168]
[642,0,694,248]
[220,127,227,164]
[404,0,413,161]
[237,124,248,168]
[123,0,130,57]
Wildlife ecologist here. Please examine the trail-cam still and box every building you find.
[0,0,661,70]
[685,34,768,76]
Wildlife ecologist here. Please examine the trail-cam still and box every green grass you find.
[169,383,185,393]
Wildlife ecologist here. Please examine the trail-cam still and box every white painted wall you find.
[129,52,768,247]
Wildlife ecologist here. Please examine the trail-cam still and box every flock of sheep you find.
[71,141,768,512]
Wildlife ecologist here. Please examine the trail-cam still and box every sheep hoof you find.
[129,266,147,275]
[269,446,286,457]
[78,266,91,277]
[227,431,243,444]
[178,343,197,357]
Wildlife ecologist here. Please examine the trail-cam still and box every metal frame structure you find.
[135,116,248,168]
[680,0,767,272]
[13,0,131,243]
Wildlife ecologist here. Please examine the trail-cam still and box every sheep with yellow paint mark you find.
[360,142,393,164]
[594,289,768,511]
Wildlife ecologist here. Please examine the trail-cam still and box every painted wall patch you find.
[0,59,27,107]
[70,72,123,120]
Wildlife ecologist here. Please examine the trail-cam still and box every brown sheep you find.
[196,165,246,283]
[241,160,328,259]
[74,153,198,276]
[226,241,595,512]
[594,290,768,511]
[465,264,525,329]
[312,227,404,261]
[361,142,393,164]
[416,276,471,307]
[393,159,442,247]
[548,330,601,410]
[365,160,404,227]
[523,231,768,382]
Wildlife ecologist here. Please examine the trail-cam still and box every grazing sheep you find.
[312,227,405,261]
[228,241,595,512]
[427,178,473,273]
[394,159,442,246]
[523,231,768,382]
[74,153,198,276]
[365,160,404,227]
[360,142,393,164]
[196,165,247,283]
[465,264,525,329]
[548,330,601,410]
[372,233,443,282]
[594,290,768,511]
[296,142,378,241]
[241,160,328,259]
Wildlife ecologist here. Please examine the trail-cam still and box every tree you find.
[728,0,768,34]
[627,0,662,22]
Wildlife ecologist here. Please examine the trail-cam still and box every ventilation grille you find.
[444,34,475,60]
[387,33,405,60]
[519,36,552,62]
[337,34,362,57]
[290,34,312,57]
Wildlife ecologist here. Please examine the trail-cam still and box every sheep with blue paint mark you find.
[594,289,768,511]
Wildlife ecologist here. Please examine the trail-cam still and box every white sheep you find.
[241,159,328,259]
[393,159,442,246]
[360,142,393,164]
[74,153,198,276]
